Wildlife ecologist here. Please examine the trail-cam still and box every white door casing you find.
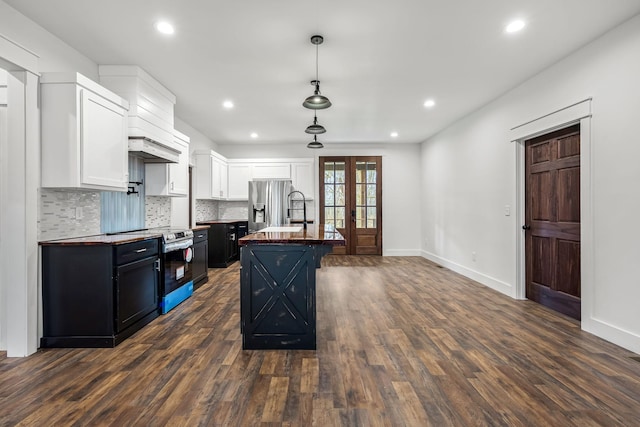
[0,33,40,357]
[510,98,593,324]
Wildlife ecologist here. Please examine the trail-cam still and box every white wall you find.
[175,117,219,159]
[421,14,640,353]
[0,2,97,78]
[0,69,6,351]
[220,142,423,256]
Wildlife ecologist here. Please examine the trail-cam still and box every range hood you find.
[98,66,180,164]
[128,136,179,163]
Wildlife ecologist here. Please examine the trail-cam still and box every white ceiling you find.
[5,0,640,146]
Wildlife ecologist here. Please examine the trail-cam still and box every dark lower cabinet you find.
[200,221,248,268]
[192,228,209,289]
[115,255,159,333]
[41,238,160,348]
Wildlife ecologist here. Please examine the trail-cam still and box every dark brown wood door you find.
[319,156,382,255]
[525,124,581,320]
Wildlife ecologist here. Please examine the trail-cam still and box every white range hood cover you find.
[128,136,179,163]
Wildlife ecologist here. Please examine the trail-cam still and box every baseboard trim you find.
[582,317,640,355]
[420,250,515,297]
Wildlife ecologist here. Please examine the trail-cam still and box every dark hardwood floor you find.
[1,256,639,426]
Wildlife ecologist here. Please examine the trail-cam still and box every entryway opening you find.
[319,156,382,255]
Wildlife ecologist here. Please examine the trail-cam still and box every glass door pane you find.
[354,161,377,229]
[323,161,346,229]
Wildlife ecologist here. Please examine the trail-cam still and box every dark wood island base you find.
[239,225,344,350]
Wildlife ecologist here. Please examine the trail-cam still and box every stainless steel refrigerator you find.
[248,179,293,232]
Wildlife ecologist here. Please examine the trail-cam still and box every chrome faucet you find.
[287,190,307,229]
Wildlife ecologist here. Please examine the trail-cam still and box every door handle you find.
[351,210,356,223]
[522,225,531,230]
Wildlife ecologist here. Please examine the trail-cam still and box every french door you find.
[319,156,382,255]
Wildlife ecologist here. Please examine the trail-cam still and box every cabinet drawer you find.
[115,239,159,265]
[192,230,208,243]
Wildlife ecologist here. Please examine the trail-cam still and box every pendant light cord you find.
[315,39,319,84]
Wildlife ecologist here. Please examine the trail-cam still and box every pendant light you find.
[305,113,326,134]
[307,135,324,149]
[303,35,331,109]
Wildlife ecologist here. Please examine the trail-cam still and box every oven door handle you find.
[163,239,194,253]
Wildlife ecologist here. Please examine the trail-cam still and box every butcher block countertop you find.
[239,225,345,246]
[191,225,211,231]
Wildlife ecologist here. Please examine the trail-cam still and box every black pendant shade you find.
[307,135,324,149]
[303,35,331,110]
[305,113,326,134]
[303,81,331,110]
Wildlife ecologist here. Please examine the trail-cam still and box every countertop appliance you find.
[248,179,292,232]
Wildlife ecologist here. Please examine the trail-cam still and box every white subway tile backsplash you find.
[39,189,101,241]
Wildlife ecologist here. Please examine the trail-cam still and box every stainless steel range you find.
[158,228,194,314]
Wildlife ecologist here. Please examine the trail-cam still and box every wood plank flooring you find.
[1,256,639,426]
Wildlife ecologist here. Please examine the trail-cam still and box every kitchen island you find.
[238,225,345,350]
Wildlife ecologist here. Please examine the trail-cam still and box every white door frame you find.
[511,98,593,326]
[0,33,40,357]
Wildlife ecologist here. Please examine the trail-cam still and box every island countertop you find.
[239,224,345,246]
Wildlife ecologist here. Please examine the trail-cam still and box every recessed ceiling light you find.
[505,20,525,33]
[223,100,234,109]
[390,132,399,138]
[424,99,436,108]
[250,132,258,139]
[154,21,175,35]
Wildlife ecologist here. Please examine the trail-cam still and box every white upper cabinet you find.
[145,130,189,197]
[251,162,291,179]
[195,150,227,200]
[291,161,314,200]
[227,161,252,200]
[216,158,228,199]
[226,158,314,201]
[41,72,129,191]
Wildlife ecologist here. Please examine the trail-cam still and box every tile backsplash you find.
[218,201,248,220]
[195,199,218,222]
[145,196,172,228]
[194,200,250,222]
[39,189,101,240]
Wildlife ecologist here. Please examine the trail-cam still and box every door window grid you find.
[355,162,377,228]
[323,161,346,228]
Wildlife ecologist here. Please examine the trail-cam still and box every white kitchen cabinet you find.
[41,72,129,191]
[252,162,291,179]
[195,150,228,199]
[225,158,315,201]
[291,161,314,200]
[145,130,189,197]
[217,160,228,199]
[227,161,252,200]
